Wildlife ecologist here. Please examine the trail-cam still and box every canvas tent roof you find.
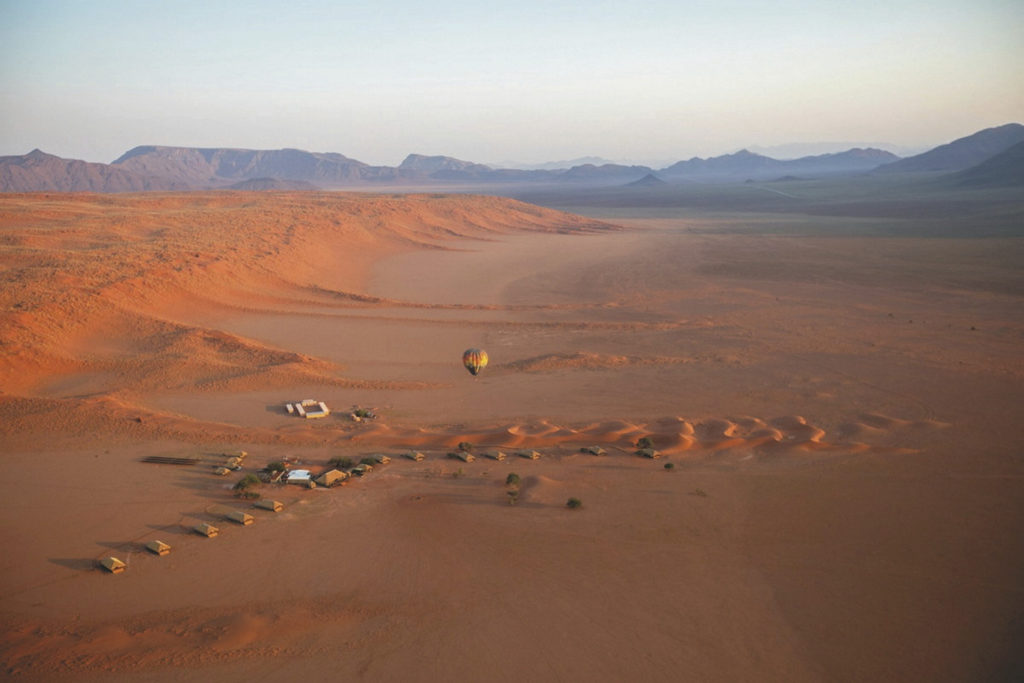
[100,556,126,573]
[315,469,348,486]
[226,510,254,525]
[145,540,171,556]
[194,522,219,537]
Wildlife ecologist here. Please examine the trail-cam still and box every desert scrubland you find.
[1,187,1022,682]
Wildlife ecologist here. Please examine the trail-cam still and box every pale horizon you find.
[2,0,1022,166]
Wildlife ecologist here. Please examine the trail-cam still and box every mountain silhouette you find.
[875,123,1024,174]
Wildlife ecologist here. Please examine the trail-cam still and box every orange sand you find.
[1,192,1022,682]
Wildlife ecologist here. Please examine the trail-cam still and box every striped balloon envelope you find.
[462,348,488,377]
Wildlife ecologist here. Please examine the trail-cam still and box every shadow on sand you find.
[48,557,99,572]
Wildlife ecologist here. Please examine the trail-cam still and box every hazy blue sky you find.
[1,0,1021,165]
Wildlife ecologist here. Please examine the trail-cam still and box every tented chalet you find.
[100,556,126,573]
[145,540,171,556]
[225,509,254,525]
[315,469,348,487]
[194,522,219,537]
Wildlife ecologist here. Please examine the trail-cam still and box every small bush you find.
[457,441,474,452]
[352,407,375,419]
[637,436,654,449]
[664,462,674,471]
[233,473,261,491]
[453,467,464,479]
[566,497,583,509]
[328,456,353,469]
[507,489,519,505]
[505,472,521,488]
[238,490,260,500]
[265,461,286,473]
[359,456,377,466]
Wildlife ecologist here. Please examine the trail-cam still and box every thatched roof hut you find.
[517,450,541,459]
[405,451,426,461]
[254,499,283,512]
[581,446,606,455]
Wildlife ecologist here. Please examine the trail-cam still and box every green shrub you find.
[637,436,654,449]
[507,490,519,505]
[233,473,261,491]
[238,490,260,500]
[359,456,377,466]
[566,497,583,509]
[664,462,674,471]
[505,472,521,487]
[457,441,474,452]
[328,456,353,469]
[265,461,286,473]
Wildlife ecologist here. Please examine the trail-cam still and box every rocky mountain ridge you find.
[2,124,1021,192]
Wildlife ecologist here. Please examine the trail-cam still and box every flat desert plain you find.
[1,190,1022,682]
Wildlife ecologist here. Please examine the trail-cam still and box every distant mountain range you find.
[874,123,1024,174]
[952,141,1024,187]
[2,124,1021,193]
[111,145,402,186]
[489,156,620,171]
[659,147,899,180]
[0,149,190,192]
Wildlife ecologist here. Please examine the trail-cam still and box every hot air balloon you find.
[462,348,488,377]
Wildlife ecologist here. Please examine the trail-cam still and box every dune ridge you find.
[0,192,614,398]
[0,388,937,460]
